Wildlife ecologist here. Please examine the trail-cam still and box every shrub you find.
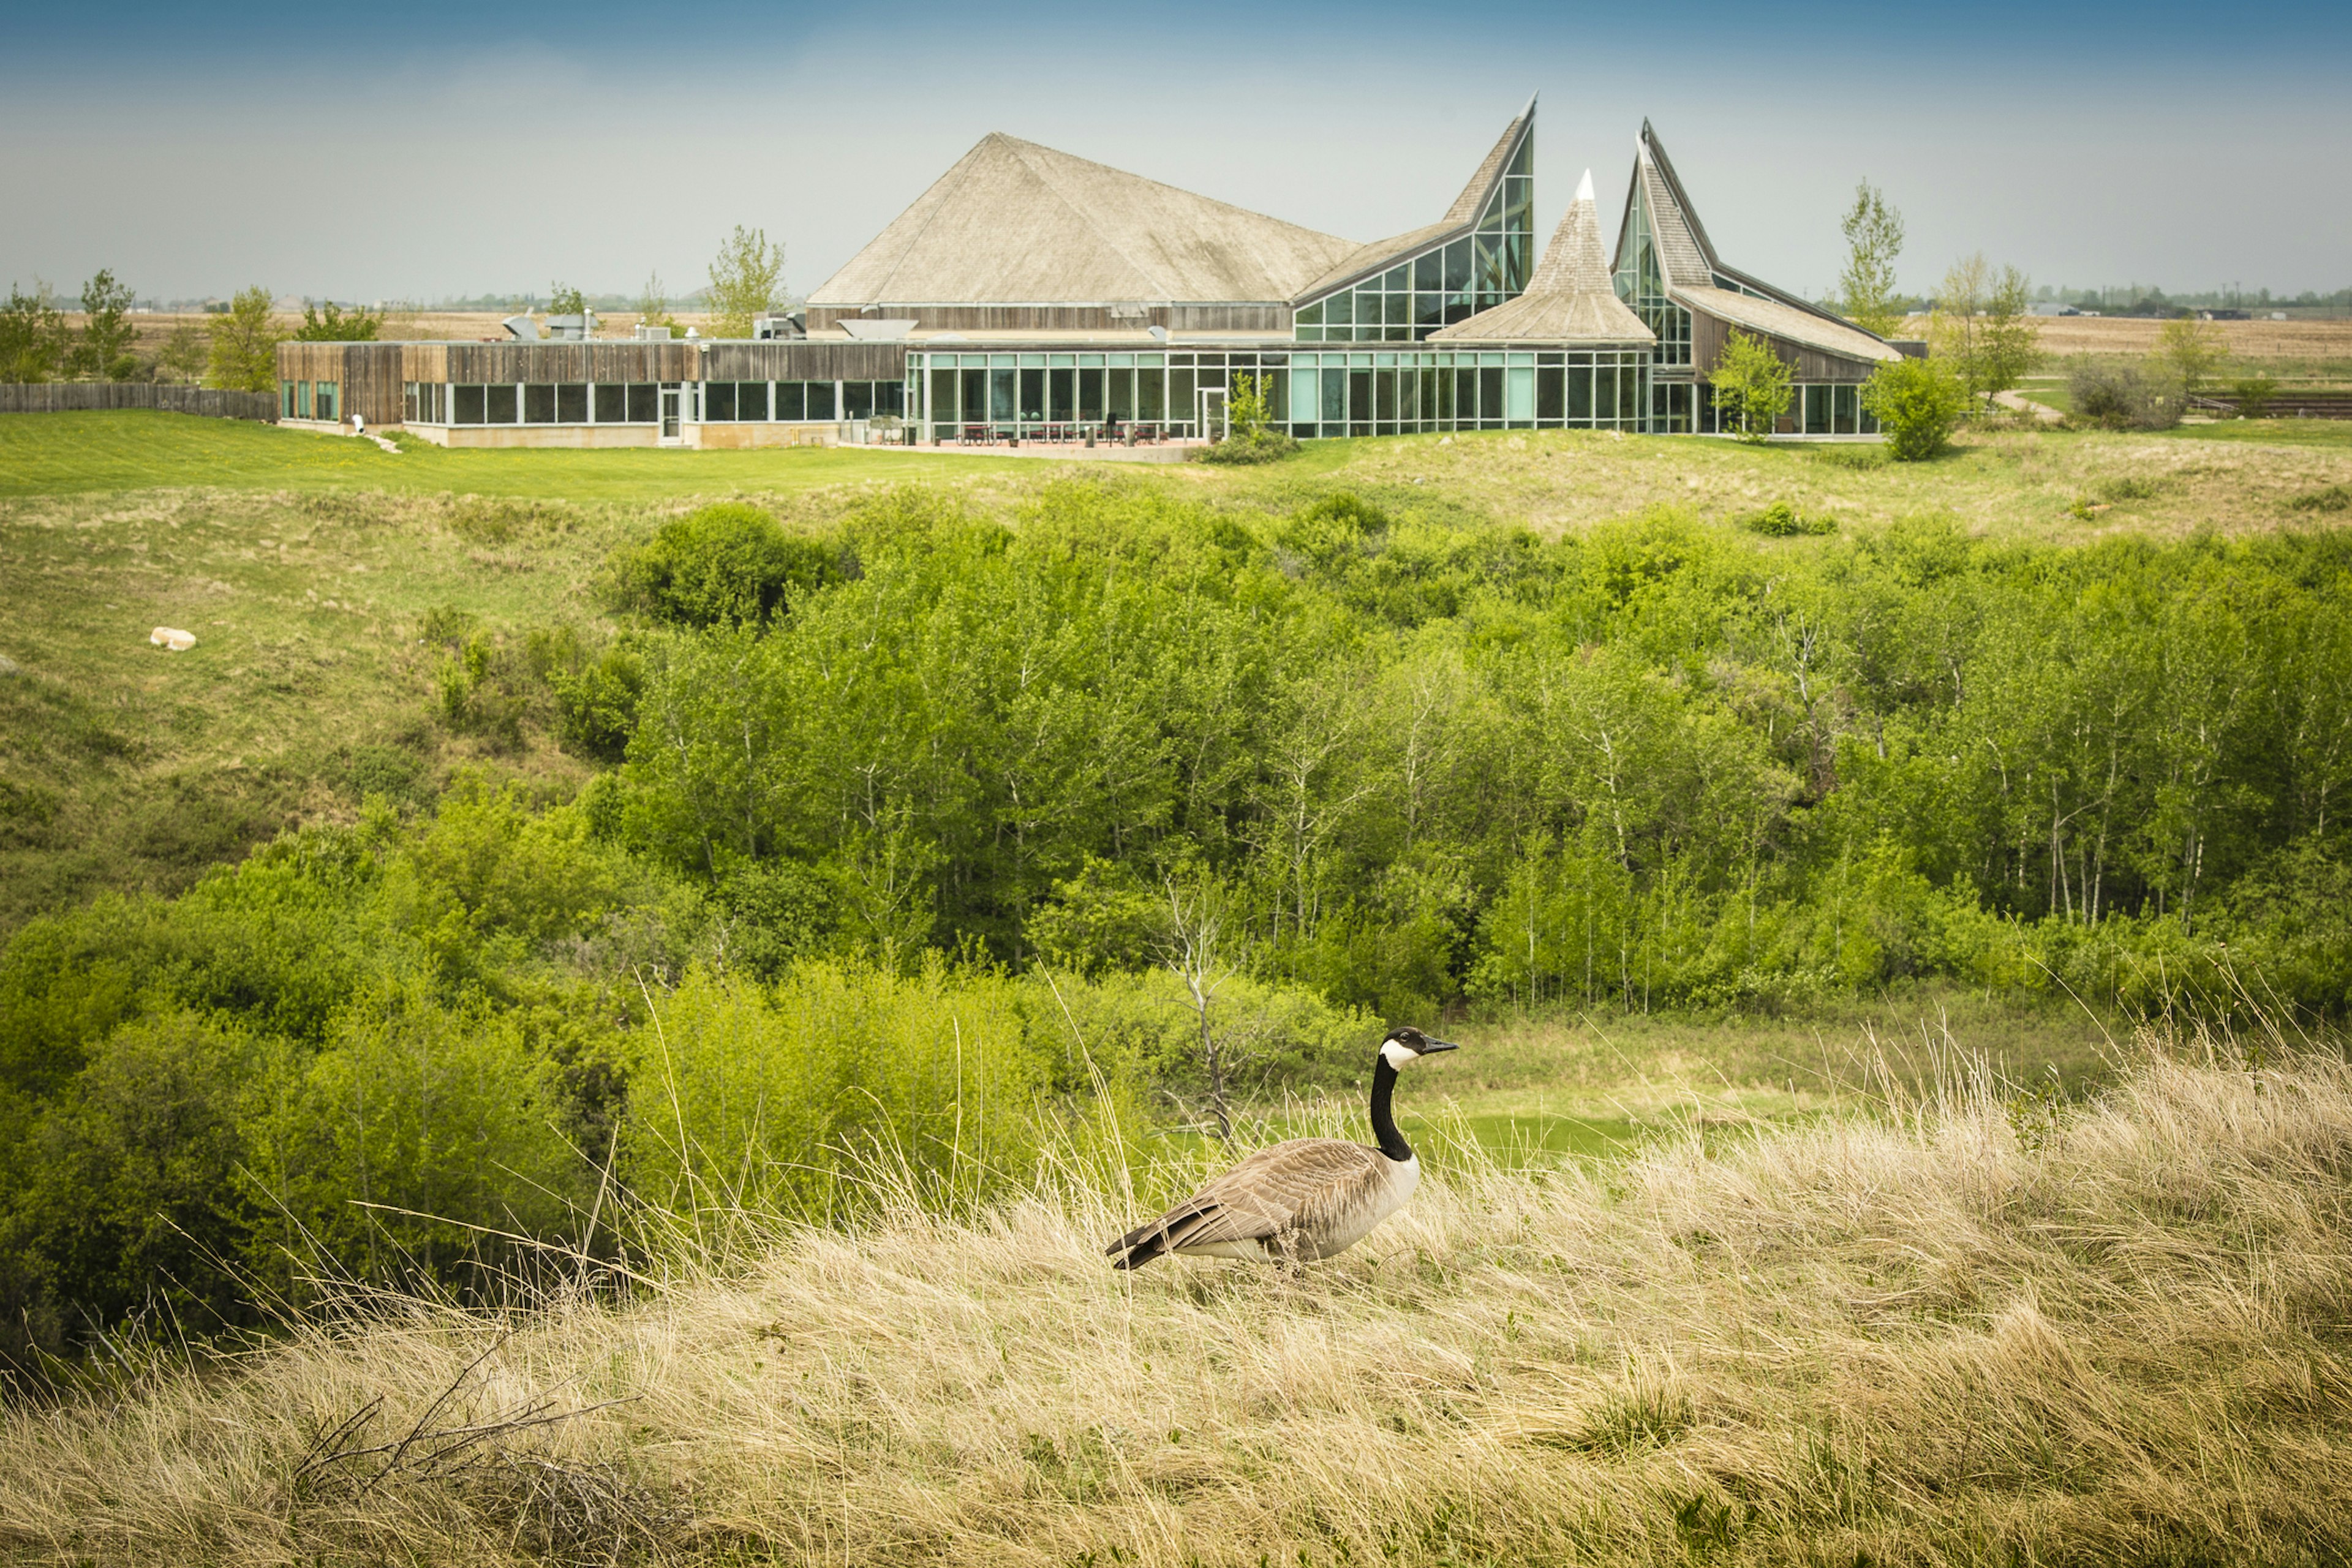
[1191,428,1300,465]
[2288,484,2351,514]
[2068,360,2180,430]
[2231,372,2277,420]
[1743,501,1836,537]
[1860,356,1966,461]
[1811,444,1888,472]
[607,503,845,629]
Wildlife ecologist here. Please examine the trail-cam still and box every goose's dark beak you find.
[1418,1038,1460,1054]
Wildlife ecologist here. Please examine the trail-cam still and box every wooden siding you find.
[1689,305,1877,383]
[439,342,698,384]
[699,342,908,381]
[807,303,1291,334]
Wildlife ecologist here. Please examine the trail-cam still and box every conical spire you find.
[1428,165,1650,345]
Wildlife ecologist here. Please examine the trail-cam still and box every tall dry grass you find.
[3,1028,2348,1566]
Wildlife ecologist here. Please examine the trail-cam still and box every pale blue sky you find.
[4,1,2346,303]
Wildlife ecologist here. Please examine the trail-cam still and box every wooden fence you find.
[0,383,277,420]
[2188,393,2352,421]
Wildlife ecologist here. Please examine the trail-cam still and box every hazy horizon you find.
[6,0,2348,307]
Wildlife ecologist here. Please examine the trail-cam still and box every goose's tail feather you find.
[1105,1202,1224,1270]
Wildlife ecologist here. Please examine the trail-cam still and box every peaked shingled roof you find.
[1430,170,1651,345]
[807,134,1360,307]
[1622,121,1901,365]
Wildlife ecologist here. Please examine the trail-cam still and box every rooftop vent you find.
[502,314,543,341]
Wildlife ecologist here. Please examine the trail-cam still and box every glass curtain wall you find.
[911,351,1287,442]
[1695,382,1878,436]
[1611,179,1692,367]
[1286,349,1647,437]
[908,346,1648,440]
[1294,134,1534,343]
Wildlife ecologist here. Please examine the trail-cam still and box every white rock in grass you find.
[0,654,20,676]
[149,627,197,652]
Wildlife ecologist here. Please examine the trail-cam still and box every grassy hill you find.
[1,1038,2341,1567]
[7,410,2350,933]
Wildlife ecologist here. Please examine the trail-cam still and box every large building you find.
[279,105,1904,447]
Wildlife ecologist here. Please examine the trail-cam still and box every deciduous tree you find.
[293,300,381,342]
[1709,329,1794,442]
[206,286,284,391]
[705,225,786,339]
[2158,315,2227,398]
[0,280,69,383]
[156,318,209,383]
[73,270,140,380]
[1837,180,1907,339]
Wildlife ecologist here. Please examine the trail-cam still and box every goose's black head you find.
[1378,1025,1459,1068]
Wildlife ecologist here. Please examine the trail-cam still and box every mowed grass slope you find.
[0,410,1034,501]
[2,1039,2344,1567]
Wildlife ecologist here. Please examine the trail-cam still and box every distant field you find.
[2019,312,2352,366]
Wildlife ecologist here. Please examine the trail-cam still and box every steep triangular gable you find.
[1292,100,1537,304]
[1431,170,1651,344]
[1441,95,1537,227]
[1619,121,1901,350]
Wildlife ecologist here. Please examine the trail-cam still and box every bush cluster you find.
[2069,360,2182,430]
[10,484,2352,1368]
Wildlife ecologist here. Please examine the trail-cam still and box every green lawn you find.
[2152,417,2352,449]
[0,410,1031,501]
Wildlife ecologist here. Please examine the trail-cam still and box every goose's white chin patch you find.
[1380,1039,1418,1068]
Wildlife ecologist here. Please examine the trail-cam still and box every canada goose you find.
[1105,1026,1458,1269]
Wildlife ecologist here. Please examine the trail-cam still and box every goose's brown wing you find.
[1106,1139,1387,1268]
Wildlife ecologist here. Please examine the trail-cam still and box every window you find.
[805,381,836,420]
[522,383,555,423]
[845,380,875,420]
[627,383,658,423]
[557,383,589,423]
[1294,130,1534,345]
[317,382,339,421]
[282,381,296,420]
[739,382,770,421]
[486,384,518,423]
[296,381,312,419]
[705,382,735,422]
[456,384,486,424]
[1615,178,1693,368]
[594,383,628,422]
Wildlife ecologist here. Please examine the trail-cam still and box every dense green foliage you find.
[1861,356,1967,461]
[611,488,2352,1022]
[1708,330,1795,441]
[9,478,2352,1373]
[293,301,382,342]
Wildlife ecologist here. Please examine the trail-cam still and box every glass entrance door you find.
[659,383,681,443]
[1197,386,1227,443]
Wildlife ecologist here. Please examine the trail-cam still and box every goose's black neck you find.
[1370,1054,1413,1163]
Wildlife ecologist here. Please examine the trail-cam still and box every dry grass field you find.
[1,1031,2343,1567]
[2017,313,2352,365]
